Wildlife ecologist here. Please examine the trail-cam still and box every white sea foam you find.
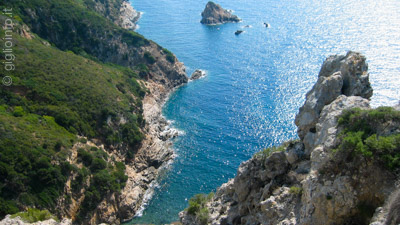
[134,156,175,218]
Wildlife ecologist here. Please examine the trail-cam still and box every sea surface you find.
[127,0,400,224]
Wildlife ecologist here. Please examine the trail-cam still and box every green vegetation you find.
[336,107,400,170]
[144,51,156,64]
[163,48,175,63]
[75,150,127,223]
[289,186,303,195]
[11,208,56,223]
[0,19,143,219]
[186,193,214,225]
[0,30,144,151]
[0,0,176,220]
[6,0,149,57]
[0,108,76,217]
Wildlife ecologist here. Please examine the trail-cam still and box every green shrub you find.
[144,51,156,64]
[11,208,56,223]
[162,48,175,63]
[13,106,25,117]
[335,107,400,169]
[289,186,303,195]
[186,193,214,225]
[90,158,107,173]
[0,198,19,218]
[77,149,93,167]
[135,63,150,73]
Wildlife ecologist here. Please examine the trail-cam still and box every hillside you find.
[0,0,187,224]
[180,52,400,225]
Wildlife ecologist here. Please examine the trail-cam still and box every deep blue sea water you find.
[127,0,400,224]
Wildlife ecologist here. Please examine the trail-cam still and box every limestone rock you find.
[118,1,141,30]
[201,2,241,25]
[295,51,373,148]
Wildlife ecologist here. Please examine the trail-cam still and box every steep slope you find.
[180,52,400,225]
[0,0,187,224]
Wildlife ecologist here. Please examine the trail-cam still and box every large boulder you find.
[200,1,241,25]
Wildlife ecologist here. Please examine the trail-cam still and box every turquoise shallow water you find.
[127,0,400,224]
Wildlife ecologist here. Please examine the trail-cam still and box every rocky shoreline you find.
[117,77,187,222]
[118,0,141,30]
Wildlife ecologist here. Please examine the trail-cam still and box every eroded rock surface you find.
[295,51,373,150]
[201,1,241,25]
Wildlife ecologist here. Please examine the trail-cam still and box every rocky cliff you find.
[201,1,241,25]
[180,51,400,225]
[89,0,141,30]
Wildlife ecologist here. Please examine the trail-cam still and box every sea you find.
[126,0,400,224]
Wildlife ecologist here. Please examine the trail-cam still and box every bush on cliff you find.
[10,208,56,223]
[336,107,400,169]
[186,193,214,225]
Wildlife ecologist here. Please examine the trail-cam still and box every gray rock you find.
[190,69,206,80]
[118,1,141,30]
[200,2,241,25]
[235,30,243,35]
[295,51,373,148]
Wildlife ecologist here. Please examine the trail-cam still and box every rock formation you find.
[201,2,241,25]
[92,0,141,30]
[118,1,141,30]
[235,30,244,35]
[190,69,206,80]
[179,51,400,225]
[0,215,71,225]
[295,51,373,153]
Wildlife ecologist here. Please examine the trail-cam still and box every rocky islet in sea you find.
[200,1,241,25]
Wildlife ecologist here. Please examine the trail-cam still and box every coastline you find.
[118,78,187,222]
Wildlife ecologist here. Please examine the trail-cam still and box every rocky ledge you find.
[118,0,141,30]
[201,1,241,25]
[180,51,400,225]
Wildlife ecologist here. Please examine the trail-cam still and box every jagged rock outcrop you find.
[118,1,141,30]
[295,51,373,153]
[200,2,241,25]
[190,69,206,80]
[91,0,141,30]
[179,52,400,225]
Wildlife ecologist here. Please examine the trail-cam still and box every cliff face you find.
[200,1,241,25]
[89,0,141,30]
[180,52,400,225]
